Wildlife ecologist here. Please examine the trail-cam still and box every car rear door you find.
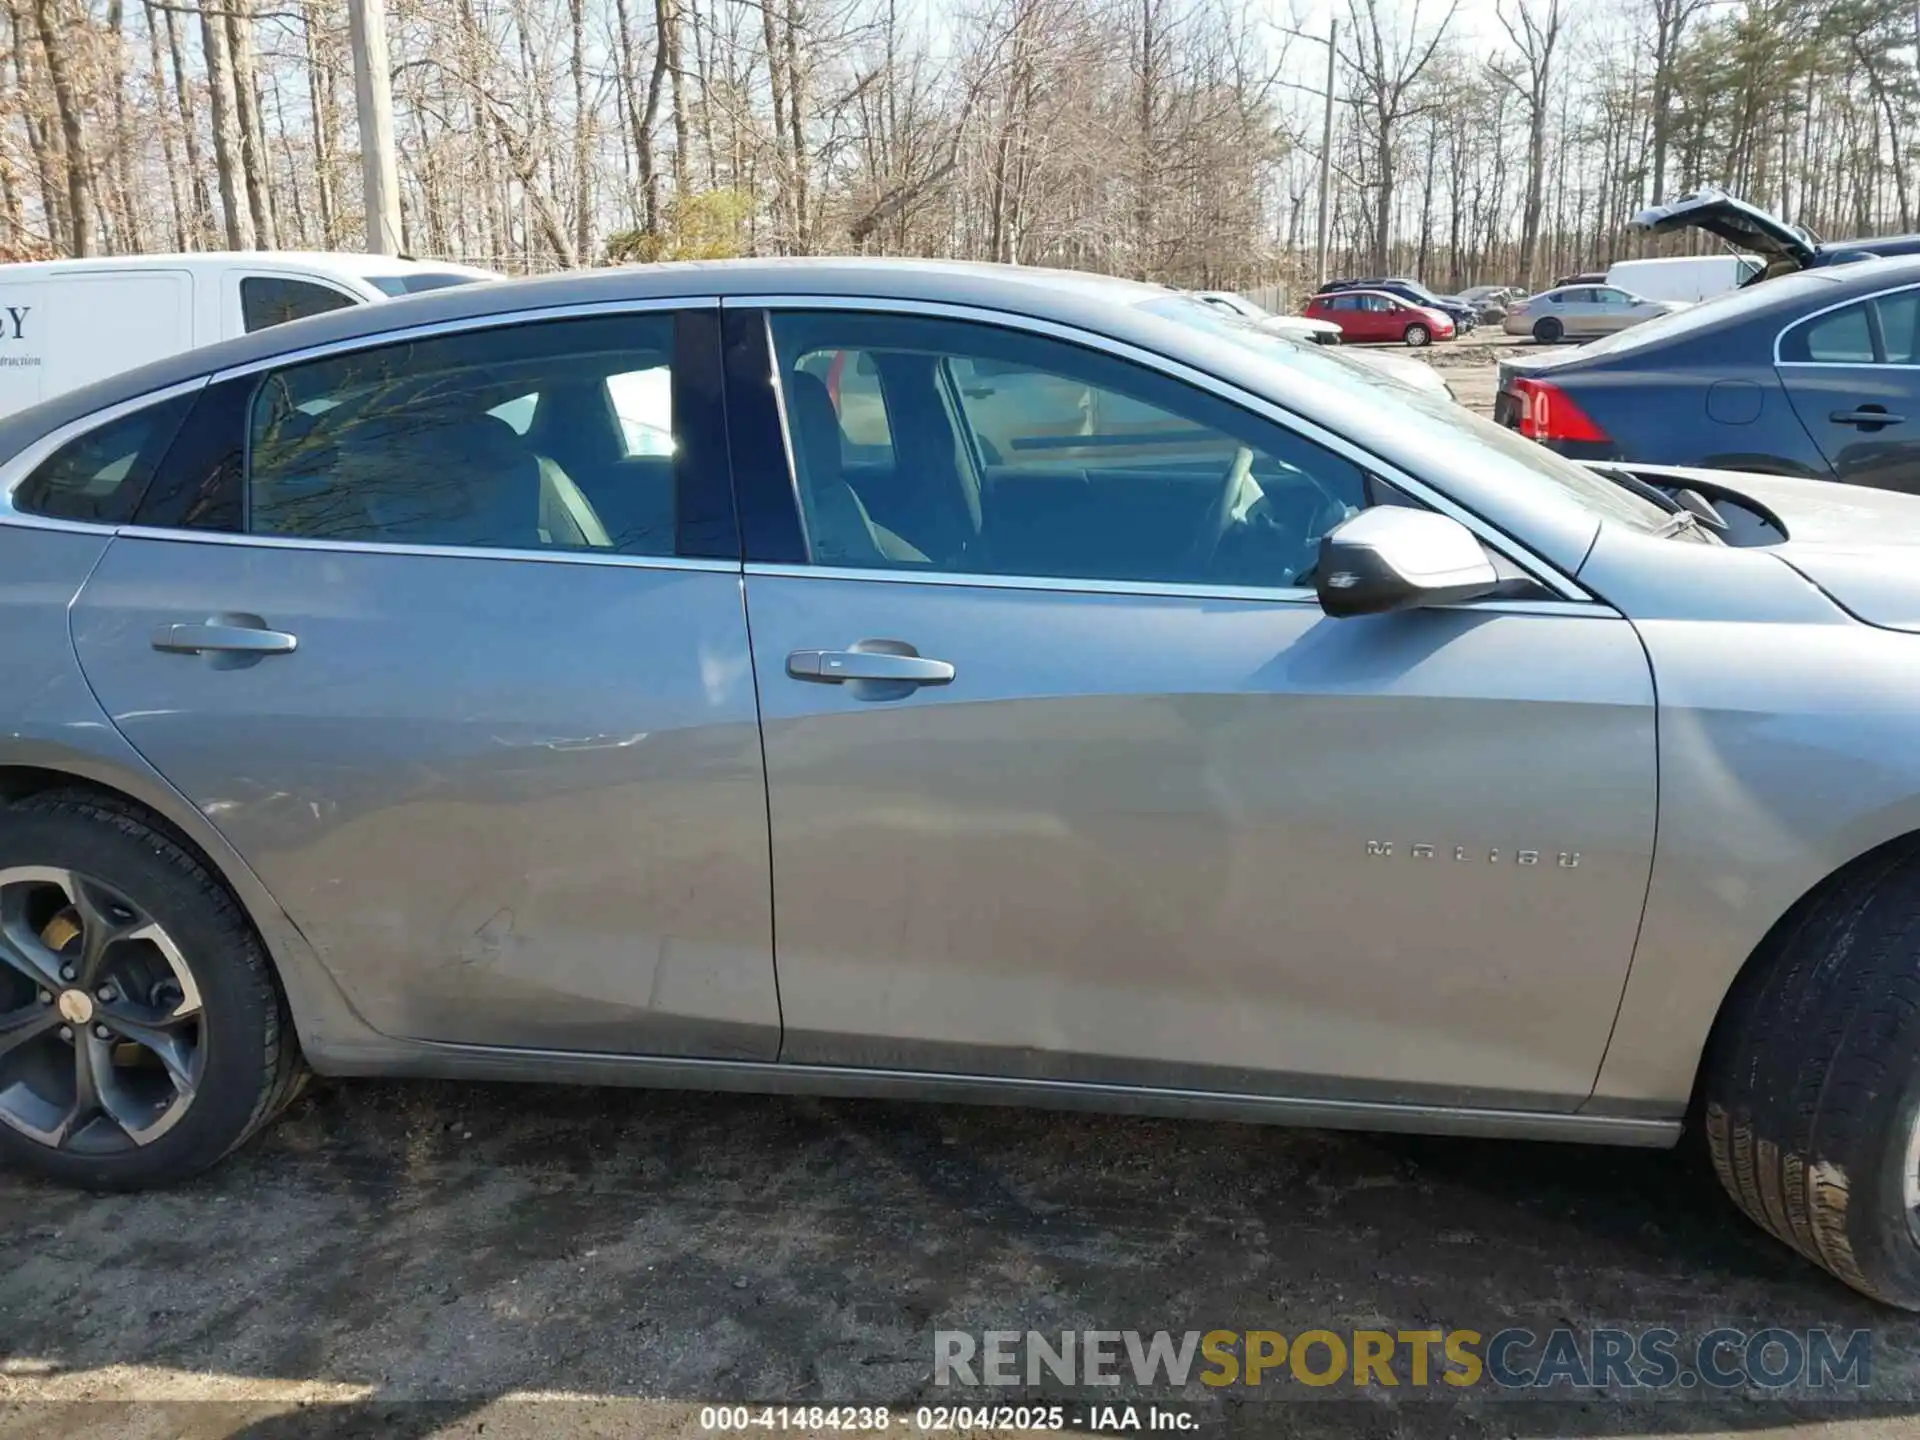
[67,302,781,1059]
[1775,285,1920,491]
[727,301,1657,1111]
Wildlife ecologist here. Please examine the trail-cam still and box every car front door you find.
[1776,287,1920,491]
[66,304,780,1058]
[729,303,1657,1111]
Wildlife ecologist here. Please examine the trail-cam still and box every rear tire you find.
[0,790,306,1190]
[1403,323,1430,348]
[1532,317,1563,344]
[1702,842,1920,1308]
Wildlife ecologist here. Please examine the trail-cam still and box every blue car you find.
[1496,254,1920,493]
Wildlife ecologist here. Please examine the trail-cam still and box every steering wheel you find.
[1184,445,1256,573]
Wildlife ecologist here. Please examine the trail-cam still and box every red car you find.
[1303,289,1455,347]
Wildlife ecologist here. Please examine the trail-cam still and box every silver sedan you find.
[2,259,1919,1309]
[1504,284,1686,342]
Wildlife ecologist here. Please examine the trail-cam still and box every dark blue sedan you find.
[1495,255,1920,491]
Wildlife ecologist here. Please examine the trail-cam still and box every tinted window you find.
[12,394,194,524]
[1877,290,1920,363]
[768,311,1369,588]
[1782,303,1875,363]
[245,314,677,555]
[793,349,893,463]
[240,277,358,333]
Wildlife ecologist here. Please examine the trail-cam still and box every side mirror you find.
[1315,508,1501,618]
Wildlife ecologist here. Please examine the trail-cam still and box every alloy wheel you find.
[0,867,204,1153]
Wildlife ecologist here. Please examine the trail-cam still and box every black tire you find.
[0,789,306,1189]
[1403,323,1430,348]
[1702,840,1920,1307]
[1532,317,1563,344]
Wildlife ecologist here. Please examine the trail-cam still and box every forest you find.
[2,0,1918,296]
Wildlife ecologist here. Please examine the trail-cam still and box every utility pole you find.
[348,0,403,254]
[1316,17,1337,287]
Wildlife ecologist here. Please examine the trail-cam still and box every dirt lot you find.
[5,329,1916,1440]
[1413,326,1522,414]
[6,1074,1920,1439]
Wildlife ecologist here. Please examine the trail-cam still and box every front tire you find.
[1532,317,1563,344]
[1403,323,1430,348]
[1702,842,1920,1307]
[0,790,306,1190]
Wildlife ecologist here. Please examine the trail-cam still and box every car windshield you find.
[1139,294,1672,533]
[367,272,492,297]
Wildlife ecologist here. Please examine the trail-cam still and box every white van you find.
[1604,253,1761,304]
[0,251,497,420]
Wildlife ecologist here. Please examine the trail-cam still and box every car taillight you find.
[1510,377,1611,443]
[1508,300,1531,315]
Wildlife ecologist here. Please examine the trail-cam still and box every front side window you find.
[245,314,677,555]
[12,394,194,524]
[240,276,358,333]
[768,311,1370,589]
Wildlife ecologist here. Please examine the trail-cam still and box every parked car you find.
[1555,270,1608,287]
[20,258,1920,1310]
[1494,254,1920,488]
[1503,284,1684,342]
[1317,277,1477,332]
[1631,188,1920,286]
[1606,254,1761,304]
[1305,288,1456,346]
[1169,293,1454,402]
[0,253,498,421]
[1191,291,1343,344]
[1457,284,1524,321]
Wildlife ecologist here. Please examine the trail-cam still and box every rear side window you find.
[241,277,357,333]
[244,314,678,555]
[1878,291,1920,363]
[1781,302,1876,363]
[11,394,194,524]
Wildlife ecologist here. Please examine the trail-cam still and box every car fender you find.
[0,525,385,1066]
[1583,528,1920,1114]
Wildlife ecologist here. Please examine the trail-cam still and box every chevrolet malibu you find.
[5,259,1920,1309]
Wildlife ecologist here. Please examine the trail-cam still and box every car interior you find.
[245,347,675,555]
[777,341,1368,589]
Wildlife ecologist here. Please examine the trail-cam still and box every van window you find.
[241,277,358,333]
[11,393,195,524]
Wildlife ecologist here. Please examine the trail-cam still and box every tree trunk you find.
[143,1,191,250]
[156,1,214,245]
[784,0,809,251]
[32,0,94,256]
[198,0,256,248]
[226,0,278,247]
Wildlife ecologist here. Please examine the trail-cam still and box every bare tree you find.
[1341,0,1459,273]
[1492,0,1563,288]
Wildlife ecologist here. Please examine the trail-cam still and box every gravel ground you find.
[7,332,1912,1439]
[5,1076,1920,1439]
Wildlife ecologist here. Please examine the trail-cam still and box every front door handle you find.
[1832,407,1905,429]
[151,620,298,656]
[788,649,954,685]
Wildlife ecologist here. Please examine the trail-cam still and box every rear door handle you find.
[787,649,954,685]
[151,621,298,656]
[1831,408,1905,428]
